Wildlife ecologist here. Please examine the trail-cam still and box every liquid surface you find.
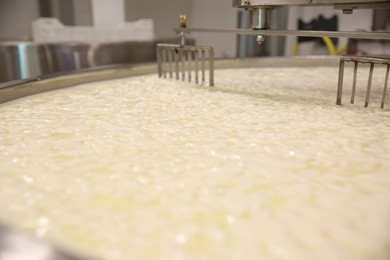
[0,67,389,260]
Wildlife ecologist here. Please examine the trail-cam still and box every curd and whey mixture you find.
[0,66,389,260]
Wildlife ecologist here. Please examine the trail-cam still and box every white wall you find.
[190,0,237,58]
[0,0,39,41]
[92,0,125,27]
[125,0,237,58]
[125,0,192,38]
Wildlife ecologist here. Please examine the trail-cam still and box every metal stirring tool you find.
[337,56,390,108]
[157,15,214,86]
[157,1,390,107]
[170,26,389,108]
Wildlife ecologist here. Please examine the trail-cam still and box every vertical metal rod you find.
[195,50,199,84]
[365,63,374,107]
[364,63,375,107]
[175,49,179,80]
[180,32,186,47]
[188,50,191,82]
[162,48,166,79]
[336,59,345,105]
[157,44,215,88]
[168,49,173,79]
[181,49,185,81]
[201,50,205,84]
[208,48,214,86]
[157,46,162,78]
[350,61,358,104]
[381,64,389,109]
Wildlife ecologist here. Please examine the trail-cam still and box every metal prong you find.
[180,49,185,81]
[201,50,205,85]
[168,49,173,79]
[195,50,199,84]
[350,61,358,104]
[188,50,191,82]
[162,48,167,79]
[208,48,214,86]
[365,63,374,107]
[336,59,345,105]
[175,48,179,80]
[180,32,186,47]
[381,64,389,109]
[157,46,162,78]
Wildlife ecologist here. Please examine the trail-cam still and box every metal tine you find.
[350,61,358,104]
[187,50,191,82]
[195,50,199,84]
[157,46,162,78]
[208,47,214,86]
[382,64,389,109]
[365,63,374,107]
[201,50,205,85]
[168,49,173,79]
[337,55,390,109]
[336,59,345,106]
[175,48,179,80]
[162,48,167,79]
[164,48,168,78]
[181,49,185,81]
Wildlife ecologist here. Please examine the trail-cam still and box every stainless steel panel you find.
[0,43,48,83]
[0,64,156,104]
[0,38,193,84]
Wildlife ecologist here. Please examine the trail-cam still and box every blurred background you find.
[0,0,389,83]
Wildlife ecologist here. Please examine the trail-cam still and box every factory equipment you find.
[0,1,390,260]
[159,0,390,107]
[337,55,389,108]
[157,15,214,86]
[232,0,390,30]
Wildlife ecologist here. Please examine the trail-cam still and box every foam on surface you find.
[0,67,389,259]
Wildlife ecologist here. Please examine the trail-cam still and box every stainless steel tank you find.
[0,38,192,84]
